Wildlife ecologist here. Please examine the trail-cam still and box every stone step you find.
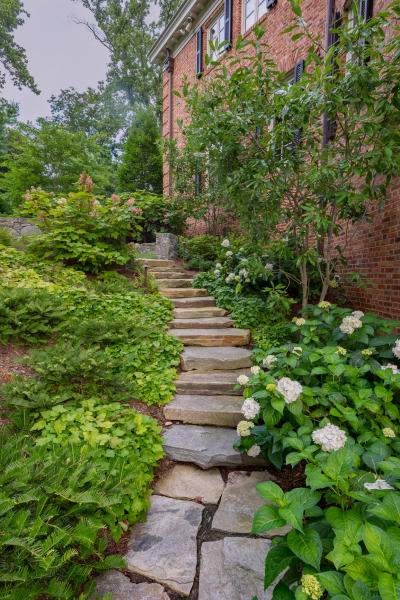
[157,278,193,288]
[126,495,203,595]
[169,328,251,347]
[163,425,264,469]
[170,296,216,308]
[149,266,185,273]
[180,346,252,371]
[136,258,175,267]
[164,394,243,427]
[170,316,234,329]
[153,464,225,504]
[152,271,193,279]
[161,288,208,299]
[173,307,228,319]
[175,370,249,396]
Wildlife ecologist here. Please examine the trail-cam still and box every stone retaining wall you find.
[0,217,40,238]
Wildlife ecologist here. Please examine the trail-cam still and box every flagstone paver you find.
[153,464,225,504]
[126,495,203,595]
[169,327,251,346]
[180,346,252,370]
[169,316,234,329]
[212,471,291,537]
[90,571,170,600]
[175,370,249,395]
[164,394,243,427]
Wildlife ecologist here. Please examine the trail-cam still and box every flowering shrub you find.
[20,186,143,272]
[236,304,400,598]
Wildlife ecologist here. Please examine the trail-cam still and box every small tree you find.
[118,107,163,194]
[171,0,400,307]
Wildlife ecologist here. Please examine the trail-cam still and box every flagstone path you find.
[92,259,286,600]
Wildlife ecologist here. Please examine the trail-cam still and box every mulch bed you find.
[0,343,34,379]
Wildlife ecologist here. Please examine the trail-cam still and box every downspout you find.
[163,48,175,194]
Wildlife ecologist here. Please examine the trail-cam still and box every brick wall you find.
[161,0,400,319]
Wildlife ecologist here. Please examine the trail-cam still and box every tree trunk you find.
[300,263,309,309]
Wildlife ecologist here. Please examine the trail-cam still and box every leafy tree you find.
[170,1,400,307]
[0,0,38,92]
[0,119,115,208]
[49,83,130,157]
[118,107,162,193]
[0,98,18,157]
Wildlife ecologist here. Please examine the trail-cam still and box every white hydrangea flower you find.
[352,310,364,319]
[239,268,248,278]
[383,427,395,438]
[214,269,220,276]
[382,363,400,375]
[263,355,277,368]
[312,423,347,452]
[250,365,260,375]
[240,258,248,263]
[339,315,362,335]
[392,339,400,359]
[237,374,249,386]
[221,239,230,247]
[276,377,303,404]
[318,301,331,308]
[292,346,303,356]
[294,318,306,326]
[236,420,254,437]
[247,444,261,457]
[56,197,67,205]
[215,262,222,268]
[336,346,347,356]
[226,250,233,257]
[225,272,235,283]
[265,263,274,271]
[364,478,395,491]
[241,397,260,420]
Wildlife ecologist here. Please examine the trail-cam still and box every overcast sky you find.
[3,0,110,123]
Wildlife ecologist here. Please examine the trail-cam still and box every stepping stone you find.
[170,296,216,308]
[173,307,227,319]
[198,538,276,600]
[150,267,184,273]
[153,464,225,504]
[163,425,265,469]
[180,346,252,371]
[153,272,193,279]
[157,279,193,288]
[136,258,174,267]
[126,495,203,595]
[175,370,249,395]
[90,571,170,600]
[169,316,234,329]
[169,328,251,347]
[164,394,243,427]
[160,288,207,298]
[212,471,291,537]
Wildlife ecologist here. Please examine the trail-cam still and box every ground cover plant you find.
[233,302,400,599]
[0,230,182,597]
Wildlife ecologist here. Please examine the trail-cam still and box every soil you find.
[0,343,34,378]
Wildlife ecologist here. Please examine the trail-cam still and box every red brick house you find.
[149,0,400,319]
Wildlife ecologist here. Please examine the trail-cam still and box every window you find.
[209,12,225,61]
[244,0,273,32]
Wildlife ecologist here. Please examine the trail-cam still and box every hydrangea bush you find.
[237,303,400,598]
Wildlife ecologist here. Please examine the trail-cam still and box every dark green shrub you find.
[182,234,220,264]
[0,228,15,247]
[0,287,66,344]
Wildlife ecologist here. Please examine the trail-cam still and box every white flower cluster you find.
[250,365,260,375]
[382,363,400,375]
[247,444,261,457]
[237,374,249,386]
[276,377,303,404]
[239,268,248,278]
[294,318,306,326]
[392,339,400,359]
[312,423,347,452]
[221,239,230,247]
[226,250,233,257]
[383,427,396,438]
[214,269,220,276]
[236,420,254,437]
[241,397,260,420]
[292,346,303,356]
[339,315,363,335]
[352,310,364,319]
[263,355,277,368]
[364,478,394,491]
[318,301,331,309]
[265,263,274,271]
[225,272,235,283]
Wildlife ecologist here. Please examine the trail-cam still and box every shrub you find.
[20,188,142,273]
[0,287,67,344]
[0,228,15,246]
[234,303,400,599]
[181,234,221,271]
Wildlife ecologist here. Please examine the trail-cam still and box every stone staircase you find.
[92,258,286,600]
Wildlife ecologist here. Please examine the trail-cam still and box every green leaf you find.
[255,481,285,505]
[368,492,400,525]
[323,447,353,481]
[252,504,286,534]
[317,571,345,595]
[378,573,400,600]
[264,545,294,588]
[287,528,322,569]
[273,581,295,599]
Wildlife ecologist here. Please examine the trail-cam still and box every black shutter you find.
[266,0,277,9]
[323,10,341,144]
[359,0,373,22]
[293,60,304,147]
[196,27,203,77]
[224,0,233,49]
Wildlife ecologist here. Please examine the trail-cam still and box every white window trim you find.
[242,0,268,33]
[207,10,225,62]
